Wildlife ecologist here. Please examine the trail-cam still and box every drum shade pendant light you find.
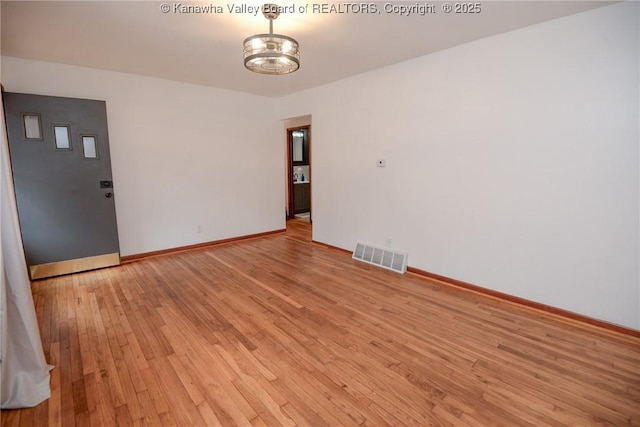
[243,4,300,74]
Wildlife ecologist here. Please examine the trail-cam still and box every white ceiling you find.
[1,1,614,97]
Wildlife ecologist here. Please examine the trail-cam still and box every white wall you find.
[1,57,285,256]
[278,2,640,329]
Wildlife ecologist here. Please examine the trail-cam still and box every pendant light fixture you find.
[243,4,300,75]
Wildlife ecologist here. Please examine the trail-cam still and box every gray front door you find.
[4,92,120,279]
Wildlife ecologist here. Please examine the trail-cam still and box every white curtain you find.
[0,94,52,409]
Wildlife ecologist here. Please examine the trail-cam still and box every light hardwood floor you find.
[2,220,639,426]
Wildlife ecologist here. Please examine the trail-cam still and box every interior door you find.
[3,92,120,279]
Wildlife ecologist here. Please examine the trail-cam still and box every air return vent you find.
[352,242,408,274]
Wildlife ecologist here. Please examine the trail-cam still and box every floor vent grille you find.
[352,242,408,274]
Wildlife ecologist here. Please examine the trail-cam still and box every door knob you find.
[105,192,113,198]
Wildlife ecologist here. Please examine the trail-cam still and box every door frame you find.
[287,125,311,220]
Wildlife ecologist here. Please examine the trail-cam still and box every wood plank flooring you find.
[2,219,640,426]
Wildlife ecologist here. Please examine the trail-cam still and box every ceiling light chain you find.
[243,3,300,75]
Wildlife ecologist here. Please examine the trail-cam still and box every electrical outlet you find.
[377,159,386,167]
[197,224,203,233]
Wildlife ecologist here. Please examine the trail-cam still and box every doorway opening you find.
[286,125,311,224]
